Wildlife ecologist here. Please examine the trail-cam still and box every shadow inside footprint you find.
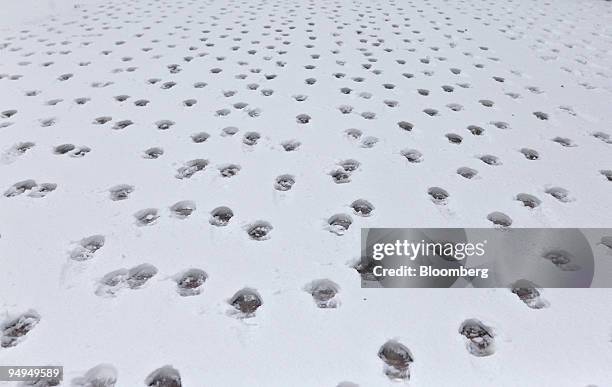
[70,235,105,261]
[305,279,340,308]
[1,311,41,348]
[145,365,182,387]
[228,288,263,317]
[459,319,495,356]
[175,269,207,297]
[378,340,413,380]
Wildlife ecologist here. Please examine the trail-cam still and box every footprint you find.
[170,200,196,218]
[1,311,41,348]
[520,148,539,160]
[4,179,37,197]
[70,146,91,158]
[305,279,340,308]
[53,144,75,155]
[592,131,611,144]
[510,279,549,309]
[112,120,133,130]
[2,142,35,163]
[533,111,549,120]
[96,269,129,297]
[545,186,571,202]
[274,174,295,191]
[40,118,57,127]
[338,159,360,172]
[134,208,160,226]
[487,211,512,227]
[228,288,263,316]
[330,169,351,184]
[209,206,233,227]
[351,199,374,217]
[459,319,495,356]
[145,365,182,387]
[345,129,362,139]
[600,170,612,182]
[246,221,273,240]
[221,126,239,136]
[398,121,413,131]
[218,164,241,178]
[175,269,207,297]
[70,235,105,261]
[126,264,158,289]
[360,136,379,148]
[72,364,118,387]
[109,184,135,201]
[176,159,208,179]
[401,149,423,163]
[542,250,581,271]
[28,183,57,198]
[446,133,463,144]
[281,140,301,152]
[552,136,575,147]
[457,167,478,179]
[191,132,210,143]
[491,121,509,129]
[428,187,449,204]
[446,103,463,112]
[143,147,164,159]
[1,109,17,118]
[94,116,112,125]
[243,132,261,146]
[479,155,501,166]
[378,340,414,380]
[96,264,157,297]
[327,214,352,235]
[516,193,541,208]
[467,125,484,136]
[600,236,612,250]
[296,114,311,124]
[155,120,174,130]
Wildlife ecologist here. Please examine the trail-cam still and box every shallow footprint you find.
[176,159,208,179]
[70,235,105,261]
[72,364,118,387]
[170,200,196,218]
[134,208,160,226]
[4,179,37,197]
[109,184,134,201]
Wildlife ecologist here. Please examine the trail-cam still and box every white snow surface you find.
[1,0,612,385]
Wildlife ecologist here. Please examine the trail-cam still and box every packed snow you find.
[1,0,612,385]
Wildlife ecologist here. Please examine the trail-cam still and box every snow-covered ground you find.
[1,0,612,385]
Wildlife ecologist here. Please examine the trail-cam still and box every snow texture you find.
[1,0,612,385]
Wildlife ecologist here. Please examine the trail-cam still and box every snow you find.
[0,1,103,30]
[1,0,612,385]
